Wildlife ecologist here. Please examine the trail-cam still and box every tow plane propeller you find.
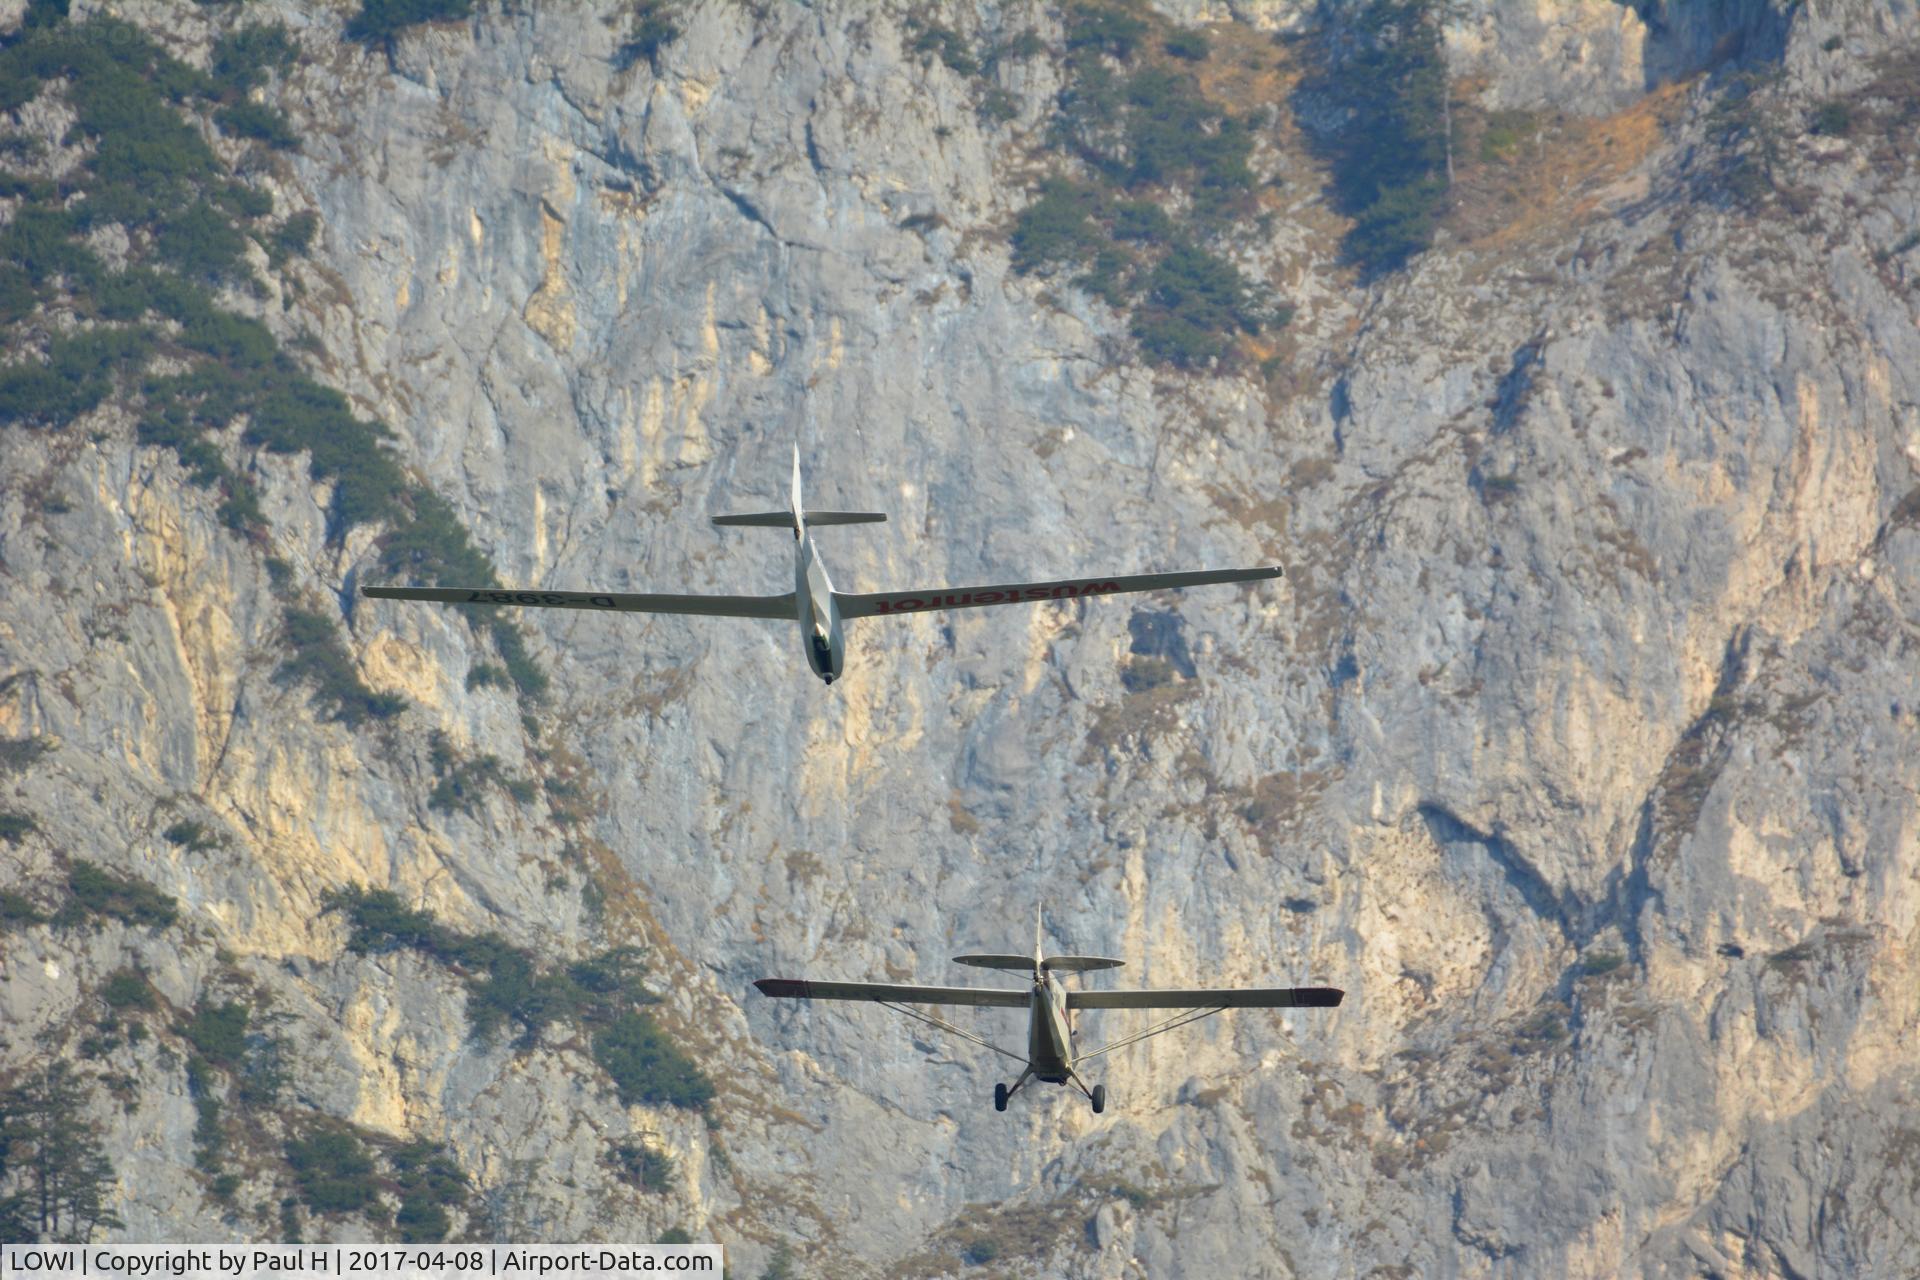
[754,912,1342,1113]
[362,447,1282,685]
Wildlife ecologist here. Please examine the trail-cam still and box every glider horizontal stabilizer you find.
[835,565,1282,620]
[1068,986,1344,1010]
[755,978,1028,1008]
[953,954,1034,971]
[362,585,797,620]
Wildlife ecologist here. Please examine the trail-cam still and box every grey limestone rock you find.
[3,0,1919,1275]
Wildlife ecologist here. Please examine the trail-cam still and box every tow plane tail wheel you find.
[994,1082,1009,1112]
[1090,1083,1106,1114]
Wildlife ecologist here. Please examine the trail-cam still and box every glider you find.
[362,448,1281,685]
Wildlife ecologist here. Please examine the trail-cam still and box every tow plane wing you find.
[1068,986,1345,1009]
[835,565,1281,620]
[361,585,797,620]
[754,978,1027,1008]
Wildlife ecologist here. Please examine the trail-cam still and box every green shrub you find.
[391,1140,466,1241]
[1343,175,1446,277]
[1479,108,1536,163]
[0,811,37,844]
[286,1128,378,1215]
[1768,940,1816,968]
[272,210,320,259]
[1118,67,1253,195]
[216,101,298,149]
[0,328,152,428]
[1808,100,1853,136]
[1577,950,1626,978]
[429,756,491,814]
[657,1228,693,1245]
[610,1141,673,1192]
[1011,177,1107,273]
[184,1001,250,1066]
[1064,2,1148,59]
[276,607,406,725]
[0,265,38,325]
[427,732,536,815]
[466,663,510,691]
[1074,246,1137,307]
[961,1237,1001,1265]
[1109,198,1173,244]
[0,206,96,286]
[101,969,157,1010]
[977,87,1019,123]
[187,1056,226,1173]
[1,889,48,926]
[592,1011,714,1111]
[211,23,298,94]
[1295,0,1450,275]
[154,201,249,282]
[163,819,222,851]
[325,887,657,1047]
[909,19,977,75]
[1128,241,1262,366]
[616,2,682,71]
[67,859,179,927]
[1163,29,1209,61]
[327,886,446,956]
[395,1198,449,1242]
[0,736,52,773]
[345,0,474,45]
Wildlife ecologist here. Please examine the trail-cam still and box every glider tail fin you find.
[791,443,806,537]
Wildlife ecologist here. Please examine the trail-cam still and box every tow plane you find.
[754,913,1343,1112]
[362,447,1282,684]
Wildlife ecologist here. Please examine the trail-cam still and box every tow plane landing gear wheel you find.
[994,1082,1009,1112]
[1090,1084,1107,1114]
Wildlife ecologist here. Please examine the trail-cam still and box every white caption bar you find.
[0,1248,722,1280]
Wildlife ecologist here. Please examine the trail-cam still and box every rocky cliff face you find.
[3,0,1918,1275]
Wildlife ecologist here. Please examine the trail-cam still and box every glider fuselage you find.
[794,526,845,684]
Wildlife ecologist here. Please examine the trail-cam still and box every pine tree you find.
[0,1063,125,1242]
[1299,0,1453,276]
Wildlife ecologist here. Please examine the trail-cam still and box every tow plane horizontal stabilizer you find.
[712,510,887,529]
[955,954,1125,972]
